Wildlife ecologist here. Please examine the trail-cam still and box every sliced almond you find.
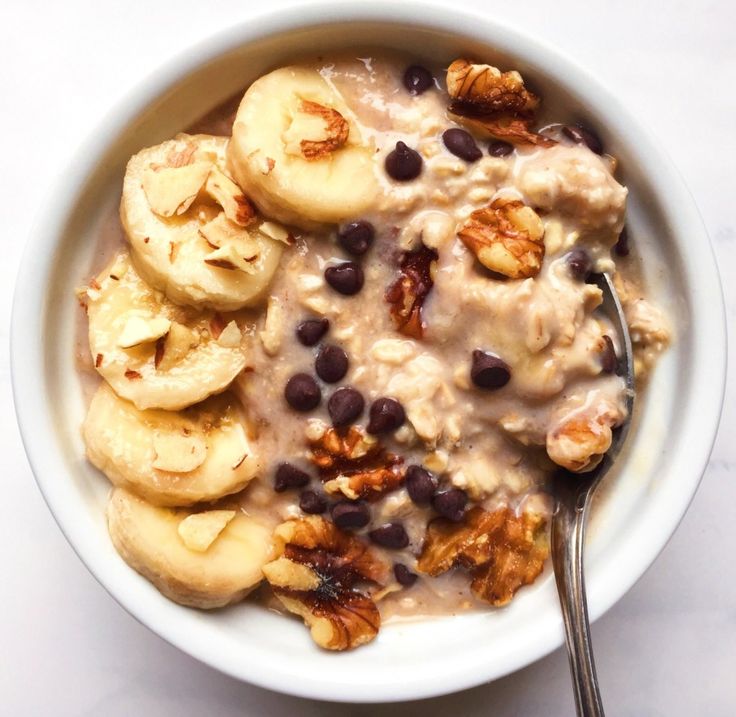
[152,430,207,473]
[204,167,256,227]
[217,320,242,348]
[259,221,293,244]
[258,297,284,356]
[142,160,212,217]
[117,316,171,349]
[177,510,236,552]
[204,244,259,273]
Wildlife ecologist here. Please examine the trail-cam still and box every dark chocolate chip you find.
[562,123,603,155]
[567,249,592,281]
[337,220,375,256]
[367,397,406,435]
[405,465,437,505]
[600,335,617,374]
[488,140,514,157]
[385,141,423,181]
[315,344,349,383]
[331,500,370,530]
[296,318,329,346]
[442,128,482,162]
[299,490,327,514]
[327,386,365,427]
[403,65,434,95]
[274,463,311,492]
[471,350,512,390]
[324,262,365,295]
[614,227,630,257]
[432,488,468,522]
[369,523,410,549]
[284,372,321,411]
[394,563,418,587]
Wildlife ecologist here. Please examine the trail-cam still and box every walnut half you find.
[263,517,388,650]
[417,505,549,606]
[458,198,545,279]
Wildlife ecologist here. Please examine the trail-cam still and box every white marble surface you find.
[2,0,734,714]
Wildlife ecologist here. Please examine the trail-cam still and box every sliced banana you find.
[121,133,288,311]
[83,383,259,507]
[85,252,247,410]
[107,488,272,609]
[228,67,379,230]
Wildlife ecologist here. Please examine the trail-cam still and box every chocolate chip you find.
[488,140,514,157]
[403,65,434,95]
[471,350,511,390]
[394,563,418,587]
[562,123,603,155]
[567,249,592,281]
[284,373,321,411]
[331,500,370,529]
[296,318,329,346]
[600,335,617,374]
[405,465,437,505]
[614,227,630,257]
[385,141,423,181]
[432,489,468,522]
[274,463,310,492]
[324,262,364,295]
[337,220,375,256]
[442,128,482,162]
[369,523,409,549]
[299,490,327,514]
[367,397,406,435]
[315,344,349,383]
[327,386,365,427]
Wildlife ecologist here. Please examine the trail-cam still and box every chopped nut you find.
[142,160,212,217]
[124,369,142,380]
[117,315,171,349]
[259,221,294,244]
[283,100,350,161]
[204,167,256,227]
[156,322,199,371]
[369,338,417,365]
[177,510,236,552]
[385,244,438,339]
[446,59,554,147]
[262,516,388,650]
[309,426,404,500]
[200,213,261,273]
[217,320,242,348]
[458,198,545,279]
[152,430,207,472]
[258,297,284,356]
[417,505,549,606]
[204,243,259,273]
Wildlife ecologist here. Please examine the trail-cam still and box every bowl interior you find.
[15,7,724,703]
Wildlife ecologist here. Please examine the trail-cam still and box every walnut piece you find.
[283,100,350,161]
[262,516,387,650]
[385,243,438,339]
[446,59,555,147]
[417,506,549,606]
[308,426,404,500]
[458,198,545,279]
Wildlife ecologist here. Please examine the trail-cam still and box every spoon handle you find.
[551,496,605,717]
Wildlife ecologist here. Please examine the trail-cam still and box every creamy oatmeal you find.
[76,53,670,650]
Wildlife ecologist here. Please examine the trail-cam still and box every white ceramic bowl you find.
[11,1,726,703]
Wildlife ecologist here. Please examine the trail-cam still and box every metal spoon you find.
[551,272,635,717]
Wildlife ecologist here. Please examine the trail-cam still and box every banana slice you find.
[85,252,247,410]
[107,488,272,609]
[228,67,379,230]
[83,383,259,507]
[121,133,289,311]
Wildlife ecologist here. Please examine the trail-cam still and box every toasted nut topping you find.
[308,426,404,500]
[142,160,212,217]
[458,198,545,279]
[156,322,199,371]
[446,59,554,147]
[417,505,549,606]
[217,320,242,348]
[204,167,256,227]
[117,315,171,349]
[177,510,236,552]
[385,244,438,339]
[262,516,388,650]
[288,100,350,160]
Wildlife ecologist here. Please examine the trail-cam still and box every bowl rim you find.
[11,0,727,702]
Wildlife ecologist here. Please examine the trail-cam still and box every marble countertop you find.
[2,1,734,714]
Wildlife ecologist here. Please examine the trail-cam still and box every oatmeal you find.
[76,53,670,650]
